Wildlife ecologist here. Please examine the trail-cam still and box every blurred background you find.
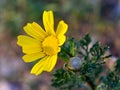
[0,0,120,90]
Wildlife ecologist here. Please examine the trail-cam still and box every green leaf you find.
[115,58,120,73]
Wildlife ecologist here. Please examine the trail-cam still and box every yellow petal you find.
[24,22,47,40]
[31,22,48,37]
[22,52,45,62]
[30,56,49,75]
[58,35,66,46]
[43,11,55,35]
[44,54,57,72]
[57,47,61,53]
[22,46,42,54]
[17,35,40,47]
[56,20,68,37]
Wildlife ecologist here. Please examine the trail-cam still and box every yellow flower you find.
[17,10,68,75]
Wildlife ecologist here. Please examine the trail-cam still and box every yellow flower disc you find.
[42,35,59,55]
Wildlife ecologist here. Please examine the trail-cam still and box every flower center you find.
[42,35,59,55]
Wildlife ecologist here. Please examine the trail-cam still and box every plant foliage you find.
[52,34,120,90]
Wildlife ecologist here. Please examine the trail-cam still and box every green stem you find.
[85,75,96,90]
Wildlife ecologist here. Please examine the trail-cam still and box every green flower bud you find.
[68,57,82,70]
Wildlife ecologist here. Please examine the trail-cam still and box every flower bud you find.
[68,57,82,70]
